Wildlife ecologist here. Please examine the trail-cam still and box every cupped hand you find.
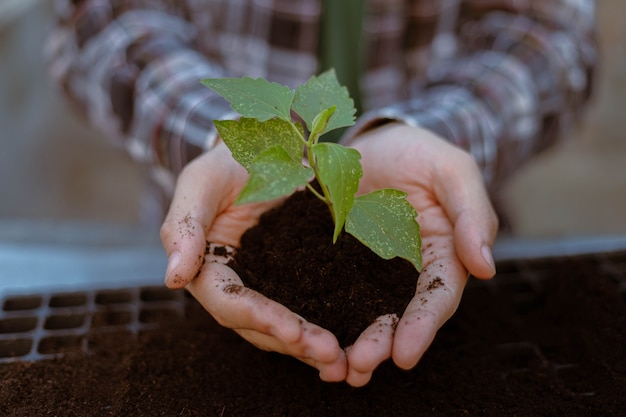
[160,142,347,382]
[343,123,498,387]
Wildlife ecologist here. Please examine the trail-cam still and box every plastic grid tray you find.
[0,286,186,363]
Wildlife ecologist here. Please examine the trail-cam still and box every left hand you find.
[342,123,499,386]
[160,143,347,382]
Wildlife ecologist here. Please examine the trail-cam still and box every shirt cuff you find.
[340,108,419,146]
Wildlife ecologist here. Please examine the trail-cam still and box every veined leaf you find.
[236,145,314,205]
[292,69,356,133]
[201,77,294,121]
[346,189,422,271]
[214,118,303,170]
[312,142,362,242]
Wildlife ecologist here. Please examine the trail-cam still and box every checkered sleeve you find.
[349,1,597,189]
[46,0,235,177]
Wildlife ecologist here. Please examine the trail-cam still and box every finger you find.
[346,314,397,387]
[187,261,302,342]
[237,324,348,382]
[392,257,467,370]
[160,156,225,289]
[454,210,498,279]
[190,261,347,381]
[236,320,343,364]
[433,151,498,279]
[161,213,208,289]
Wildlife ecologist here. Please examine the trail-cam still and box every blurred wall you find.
[501,0,626,237]
[0,0,144,226]
[0,0,624,238]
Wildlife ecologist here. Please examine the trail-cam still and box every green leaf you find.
[201,77,294,121]
[310,106,337,140]
[236,145,314,205]
[292,69,356,133]
[346,189,422,271]
[214,118,303,170]
[311,142,362,242]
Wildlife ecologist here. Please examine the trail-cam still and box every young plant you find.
[201,70,422,271]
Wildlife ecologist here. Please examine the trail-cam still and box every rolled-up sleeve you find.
[46,0,234,176]
[350,1,597,189]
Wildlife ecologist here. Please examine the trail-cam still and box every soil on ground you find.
[1,190,625,416]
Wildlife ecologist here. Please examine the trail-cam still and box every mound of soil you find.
[229,187,419,347]
[1,190,625,416]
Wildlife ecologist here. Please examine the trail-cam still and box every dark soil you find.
[228,187,419,347]
[1,190,625,416]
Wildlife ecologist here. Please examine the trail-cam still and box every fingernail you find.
[481,245,496,275]
[165,251,181,283]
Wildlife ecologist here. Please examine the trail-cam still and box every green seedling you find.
[201,69,422,271]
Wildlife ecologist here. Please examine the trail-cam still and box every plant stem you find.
[305,183,326,201]
[306,134,335,223]
[288,121,331,206]
[290,121,309,145]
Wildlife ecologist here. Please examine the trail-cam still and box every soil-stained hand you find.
[160,142,347,382]
[344,123,498,387]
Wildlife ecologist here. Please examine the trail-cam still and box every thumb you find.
[434,153,498,279]
[161,211,209,289]
[160,154,223,289]
[453,208,498,279]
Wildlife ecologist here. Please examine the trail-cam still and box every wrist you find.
[341,108,419,146]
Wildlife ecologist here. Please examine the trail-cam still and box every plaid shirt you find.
[47,0,596,201]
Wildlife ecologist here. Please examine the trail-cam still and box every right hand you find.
[341,123,498,386]
[160,142,347,382]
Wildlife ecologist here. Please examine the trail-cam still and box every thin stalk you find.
[305,183,326,201]
[306,133,335,223]
[289,121,329,202]
[290,121,309,145]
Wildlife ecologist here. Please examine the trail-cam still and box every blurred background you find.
[1,0,625,244]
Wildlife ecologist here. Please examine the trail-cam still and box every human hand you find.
[160,142,347,382]
[343,123,498,386]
